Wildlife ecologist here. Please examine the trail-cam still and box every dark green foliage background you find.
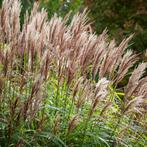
[84,0,147,53]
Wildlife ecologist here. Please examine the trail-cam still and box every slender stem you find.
[55,77,60,108]
[110,116,122,146]
[65,95,75,143]
[81,115,90,146]
[67,95,74,121]
[55,60,61,112]
[64,82,69,111]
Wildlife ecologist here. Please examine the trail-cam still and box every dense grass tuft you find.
[0,0,146,146]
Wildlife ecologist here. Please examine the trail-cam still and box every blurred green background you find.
[0,0,146,53]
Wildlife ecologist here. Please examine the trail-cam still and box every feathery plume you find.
[125,63,147,99]
[114,50,138,84]
[67,115,80,135]
[89,78,109,117]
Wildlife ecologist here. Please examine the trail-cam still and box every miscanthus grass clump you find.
[0,0,146,146]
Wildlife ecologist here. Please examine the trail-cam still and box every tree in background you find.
[39,0,82,18]
[84,0,147,53]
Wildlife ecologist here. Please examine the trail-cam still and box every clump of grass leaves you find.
[0,0,146,146]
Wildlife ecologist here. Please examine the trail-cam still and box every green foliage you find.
[84,0,147,52]
[1,71,146,146]
[20,0,82,18]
